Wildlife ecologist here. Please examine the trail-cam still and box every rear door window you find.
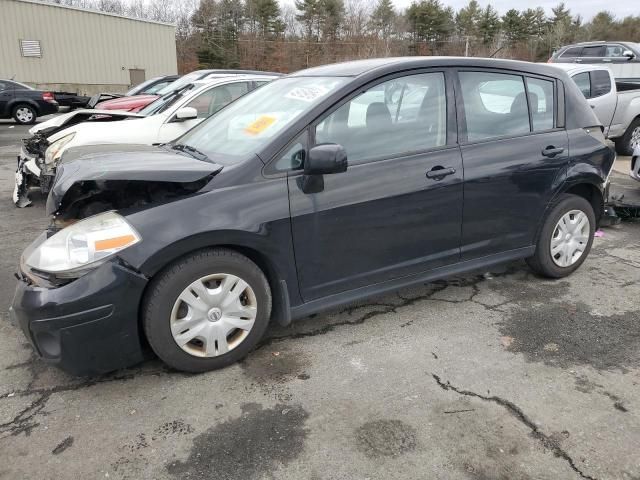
[591,70,612,97]
[459,72,530,141]
[581,45,605,58]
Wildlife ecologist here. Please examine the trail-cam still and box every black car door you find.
[286,71,463,301]
[456,69,569,260]
[0,81,12,116]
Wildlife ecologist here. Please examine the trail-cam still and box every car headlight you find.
[44,132,75,165]
[25,211,141,278]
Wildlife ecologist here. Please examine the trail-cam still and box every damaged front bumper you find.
[13,146,41,208]
[13,136,55,208]
[10,233,149,376]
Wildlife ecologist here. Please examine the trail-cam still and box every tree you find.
[502,9,526,46]
[192,0,244,68]
[246,0,284,37]
[522,7,546,38]
[587,11,616,40]
[477,4,500,46]
[295,0,321,40]
[370,0,396,40]
[455,0,481,38]
[319,0,344,41]
[406,0,453,42]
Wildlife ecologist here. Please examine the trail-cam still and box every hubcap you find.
[170,273,257,357]
[630,126,640,149]
[16,107,33,123]
[550,210,590,268]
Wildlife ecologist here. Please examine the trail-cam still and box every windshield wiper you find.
[171,143,210,162]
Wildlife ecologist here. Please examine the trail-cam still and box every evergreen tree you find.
[455,0,481,38]
[370,0,396,40]
[477,4,500,46]
[502,9,526,45]
[406,0,453,42]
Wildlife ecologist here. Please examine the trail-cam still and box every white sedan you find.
[14,74,277,207]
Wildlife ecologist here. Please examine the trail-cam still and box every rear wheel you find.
[143,248,272,373]
[12,104,37,125]
[615,118,640,156]
[526,194,595,278]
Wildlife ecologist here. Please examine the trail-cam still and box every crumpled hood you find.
[96,94,159,110]
[46,144,222,215]
[29,109,145,136]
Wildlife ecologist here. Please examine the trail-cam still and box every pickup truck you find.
[549,64,640,155]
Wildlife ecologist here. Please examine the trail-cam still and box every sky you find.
[281,0,637,21]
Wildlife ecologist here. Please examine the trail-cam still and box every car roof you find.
[289,56,566,79]
[545,63,612,75]
[191,75,278,88]
[564,41,631,47]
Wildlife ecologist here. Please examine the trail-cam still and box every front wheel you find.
[12,104,37,125]
[615,118,640,156]
[143,248,272,373]
[526,194,595,278]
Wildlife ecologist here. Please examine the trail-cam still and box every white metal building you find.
[0,0,177,94]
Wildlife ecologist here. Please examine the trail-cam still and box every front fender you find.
[116,175,303,307]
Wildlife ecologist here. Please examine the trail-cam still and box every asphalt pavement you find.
[0,117,639,480]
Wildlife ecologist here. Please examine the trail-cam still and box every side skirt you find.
[290,246,535,321]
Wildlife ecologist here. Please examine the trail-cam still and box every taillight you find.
[42,92,55,102]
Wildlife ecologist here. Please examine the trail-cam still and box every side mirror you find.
[173,107,198,121]
[623,50,636,59]
[304,144,348,175]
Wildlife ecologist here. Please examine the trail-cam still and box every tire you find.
[12,104,37,125]
[142,248,272,373]
[614,118,640,156]
[526,194,595,278]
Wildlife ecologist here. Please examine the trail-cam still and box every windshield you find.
[176,76,348,164]
[156,71,204,96]
[138,84,196,116]
[126,77,160,96]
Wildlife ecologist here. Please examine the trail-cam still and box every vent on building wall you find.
[20,40,42,58]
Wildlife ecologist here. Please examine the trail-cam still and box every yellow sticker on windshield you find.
[244,115,276,136]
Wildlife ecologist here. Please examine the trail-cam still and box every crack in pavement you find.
[0,359,176,440]
[259,265,525,349]
[0,263,524,441]
[432,374,596,480]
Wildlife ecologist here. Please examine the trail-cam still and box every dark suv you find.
[11,58,614,376]
[0,80,59,124]
[549,42,640,82]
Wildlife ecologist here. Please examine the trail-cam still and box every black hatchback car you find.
[0,79,59,124]
[11,58,614,376]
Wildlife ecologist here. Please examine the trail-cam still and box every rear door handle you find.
[426,166,456,180]
[542,146,564,158]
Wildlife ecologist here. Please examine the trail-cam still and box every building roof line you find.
[10,0,177,27]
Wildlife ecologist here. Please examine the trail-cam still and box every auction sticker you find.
[244,115,277,136]
[284,85,329,102]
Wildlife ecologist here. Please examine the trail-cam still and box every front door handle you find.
[542,146,565,158]
[426,166,456,180]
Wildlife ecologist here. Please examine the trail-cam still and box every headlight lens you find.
[25,212,141,277]
[44,132,75,165]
